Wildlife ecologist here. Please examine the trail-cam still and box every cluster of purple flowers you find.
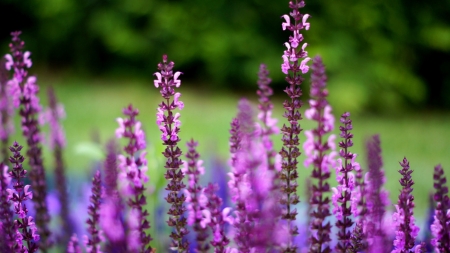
[0,0,449,253]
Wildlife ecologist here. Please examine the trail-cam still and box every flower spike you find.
[154,55,189,252]
[279,1,311,251]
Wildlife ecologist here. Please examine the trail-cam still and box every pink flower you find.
[23,51,32,68]
[173,71,183,87]
[302,14,311,30]
[281,55,290,74]
[173,92,184,110]
[153,72,163,88]
[281,15,290,30]
[5,54,14,70]
[300,57,311,74]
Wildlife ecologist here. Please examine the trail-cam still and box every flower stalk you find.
[116,104,153,252]
[392,158,420,253]
[183,139,209,252]
[5,31,51,251]
[7,141,39,252]
[303,56,335,253]
[332,112,358,252]
[279,1,311,250]
[154,55,188,252]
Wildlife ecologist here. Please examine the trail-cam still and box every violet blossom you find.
[100,140,127,252]
[431,164,450,253]
[228,98,281,251]
[154,55,188,252]
[0,162,14,251]
[201,183,231,253]
[332,112,359,252]
[85,170,103,253]
[67,233,82,253]
[7,141,39,252]
[256,63,279,171]
[391,158,420,253]
[43,86,72,244]
[183,139,209,252]
[279,1,311,250]
[303,56,335,253]
[0,59,14,162]
[365,135,390,253]
[116,104,153,252]
[5,31,51,250]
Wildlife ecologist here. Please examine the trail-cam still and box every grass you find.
[15,74,449,224]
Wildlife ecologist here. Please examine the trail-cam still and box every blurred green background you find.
[1,0,450,219]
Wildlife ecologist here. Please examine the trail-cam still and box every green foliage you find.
[0,0,449,111]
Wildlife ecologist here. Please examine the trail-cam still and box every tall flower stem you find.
[184,139,209,252]
[256,64,278,171]
[46,86,72,244]
[365,135,390,252]
[303,56,335,253]
[85,170,102,253]
[431,164,450,253]
[0,60,13,163]
[392,158,419,253]
[0,163,14,251]
[333,112,358,252]
[8,141,39,252]
[154,55,188,252]
[279,1,311,251]
[5,31,50,251]
[116,105,153,252]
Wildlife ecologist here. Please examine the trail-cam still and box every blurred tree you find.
[0,0,449,111]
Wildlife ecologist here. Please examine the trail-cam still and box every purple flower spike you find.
[431,164,450,253]
[154,55,189,252]
[100,139,127,251]
[183,139,209,252]
[365,135,390,253]
[202,183,231,253]
[332,112,359,253]
[0,163,15,251]
[279,1,311,250]
[8,141,39,252]
[0,59,14,162]
[67,234,82,253]
[44,86,73,244]
[85,170,103,253]
[303,56,335,253]
[116,104,153,252]
[5,31,51,250]
[256,64,279,171]
[392,158,420,253]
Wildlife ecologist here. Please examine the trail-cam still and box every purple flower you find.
[332,112,359,252]
[0,163,15,251]
[41,86,73,245]
[255,64,279,172]
[0,58,14,160]
[183,139,210,252]
[431,164,450,253]
[365,135,390,253]
[85,170,103,253]
[7,141,39,252]
[303,56,336,253]
[202,183,231,253]
[279,1,311,250]
[67,234,82,253]
[227,99,282,251]
[391,158,420,253]
[115,105,153,252]
[5,31,51,249]
[154,55,188,252]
